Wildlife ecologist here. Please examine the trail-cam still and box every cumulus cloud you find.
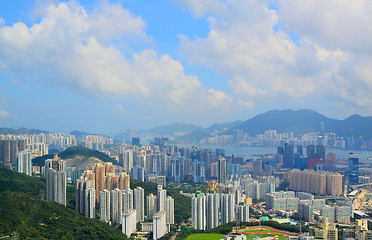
[0,1,236,113]
[0,105,9,118]
[179,0,372,112]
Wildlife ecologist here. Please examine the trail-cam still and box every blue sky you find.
[0,0,372,135]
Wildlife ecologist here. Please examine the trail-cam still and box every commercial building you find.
[349,153,359,185]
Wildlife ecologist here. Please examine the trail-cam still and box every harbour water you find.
[180,144,372,162]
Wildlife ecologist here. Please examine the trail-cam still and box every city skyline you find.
[1,1,372,135]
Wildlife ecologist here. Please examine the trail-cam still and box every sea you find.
[178,144,372,163]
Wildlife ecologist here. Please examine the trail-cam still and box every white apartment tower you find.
[123,188,134,213]
[100,189,111,223]
[192,193,206,230]
[147,193,157,220]
[153,211,167,240]
[111,188,123,224]
[221,193,235,224]
[17,149,32,176]
[166,196,174,224]
[122,209,137,237]
[206,193,220,229]
[134,187,145,222]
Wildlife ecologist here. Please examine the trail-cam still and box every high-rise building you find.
[100,189,110,223]
[166,196,174,224]
[85,187,96,218]
[206,192,220,229]
[132,137,140,146]
[236,203,250,222]
[123,188,134,213]
[131,165,145,182]
[111,188,123,224]
[134,187,145,222]
[349,153,359,185]
[45,155,66,205]
[0,139,26,169]
[218,157,226,184]
[192,160,205,183]
[157,185,167,212]
[289,169,342,196]
[306,145,316,158]
[119,149,133,172]
[283,143,294,168]
[17,149,32,176]
[147,193,156,220]
[122,209,137,237]
[221,193,235,224]
[192,192,206,230]
[153,211,167,240]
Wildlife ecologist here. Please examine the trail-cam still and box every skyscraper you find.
[147,193,156,220]
[134,187,145,222]
[206,192,220,229]
[111,188,123,224]
[236,204,250,222]
[122,209,136,237]
[45,155,66,205]
[218,157,226,184]
[221,193,235,224]
[157,185,167,212]
[100,189,110,223]
[17,149,32,176]
[123,188,134,213]
[349,153,359,185]
[192,192,206,230]
[166,196,174,224]
[153,211,167,240]
[283,143,294,168]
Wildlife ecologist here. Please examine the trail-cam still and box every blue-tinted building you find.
[349,153,359,185]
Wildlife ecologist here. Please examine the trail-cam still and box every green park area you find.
[186,233,224,240]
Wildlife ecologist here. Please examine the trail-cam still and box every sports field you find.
[186,226,298,240]
[186,233,224,240]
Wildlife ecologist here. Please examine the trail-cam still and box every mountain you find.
[231,109,372,138]
[0,127,48,135]
[0,167,126,239]
[143,122,204,136]
[207,120,244,132]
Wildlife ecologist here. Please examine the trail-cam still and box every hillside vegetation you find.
[32,146,115,166]
[0,167,126,239]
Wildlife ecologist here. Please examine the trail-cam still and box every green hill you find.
[0,167,126,239]
[32,146,115,167]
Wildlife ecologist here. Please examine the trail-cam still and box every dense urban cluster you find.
[1,130,372,240]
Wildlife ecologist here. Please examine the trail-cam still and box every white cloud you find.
[0,105,9,118]
[0,1,237,113]
[113,104,125,114]
[179,0,372,112]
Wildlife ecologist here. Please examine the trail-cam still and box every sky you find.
[0,0,372,135]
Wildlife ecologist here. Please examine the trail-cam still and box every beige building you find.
[289,170,342,196]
